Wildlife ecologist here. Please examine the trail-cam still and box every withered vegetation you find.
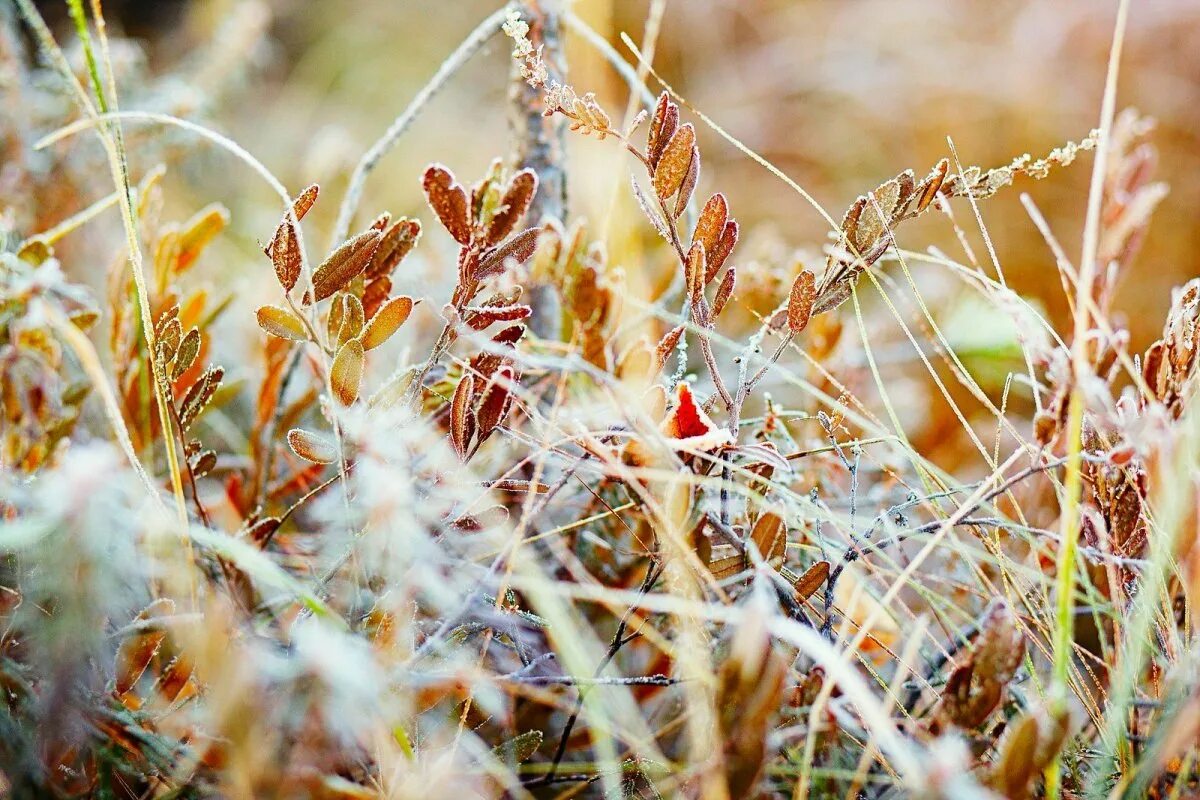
[0,2,1197,799]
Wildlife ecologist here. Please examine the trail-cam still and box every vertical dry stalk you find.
[509,1,566,339]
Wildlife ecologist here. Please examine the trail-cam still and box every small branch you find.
[331,5,510,246]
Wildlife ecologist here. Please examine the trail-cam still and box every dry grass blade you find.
[175,204,228,274]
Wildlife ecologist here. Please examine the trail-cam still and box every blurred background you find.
[15,0,1200,470]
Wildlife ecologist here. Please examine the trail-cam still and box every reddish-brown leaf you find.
[915,158,950,213]
[486,169,539,245]
[787,269,817,334]
[693,193,728,258]
[792,560,830,601]
[685,243,707,307]
[652,123,696,200]
[450,373,476,460]
[654,325,686,372]
[674,145,701,218]
[474,365,516,448]
[179,366,223,430]
[713,268,736,317]
[265,184,318,292]
[647,92,678,170]
[362,276,392,320]
[706,220,739,282]
[474,227,542,280]
[366,218,422,280]
[463,304,532,331]
[492,324,527,346]
[422,164,472,245]
[115,599,174,695]
[309,228,383,303]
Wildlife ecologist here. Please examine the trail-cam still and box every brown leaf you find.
[366,218,422,281]
[652,123,696,200]
[787,269,817,334]
[361,296,415,350]
[463,304,532,331]
[486,479,548,493]
[330,339,365,406]
[792,561,830,601]
[265,184,318,292]
[730,442,790,472]
[248,516,281,545]
[309,228,383,303]
[914,158,950,214]
[693,193,728,258]
[486,169,538,245]
[674,144,701,218]
[706,220,739,282]
[712,268,736,317]
[179,366,224,430]
[255,305,308,341]
[156,313,181,363]
[646,92,678,170]
[450,373,476,460]
[749,510,786,565]
[451,505,508,532]
[708,554,746,580]
[191,450,217,478]
[939,600,1025,728]
[654,325,686,372]
[171,328,200,380]
[115,599,174,695]
[474,365,517,448]
[287,428,337,464]
[422,164,472,245]
[475,227,542,280]
[362,276,391,320]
